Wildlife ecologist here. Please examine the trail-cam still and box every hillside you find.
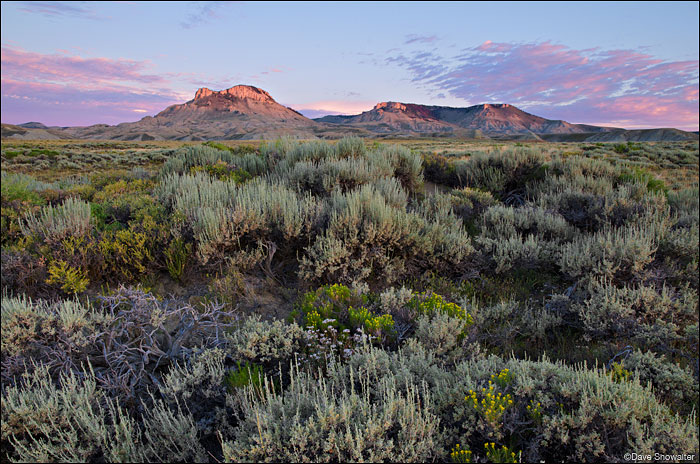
[1,123,71,140]
[60,85,322,141]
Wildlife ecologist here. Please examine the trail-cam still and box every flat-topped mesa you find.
[374,101,408,111]
[193,85,276,103]
[480,103,511,109]
[372,101,439,121]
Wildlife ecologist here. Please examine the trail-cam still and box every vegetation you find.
[1,137,698,462]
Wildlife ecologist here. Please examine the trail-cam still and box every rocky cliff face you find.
[194,85,275,102]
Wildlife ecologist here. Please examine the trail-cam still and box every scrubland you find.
[1,137,698,462]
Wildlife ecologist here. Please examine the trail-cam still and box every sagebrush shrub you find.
[160,144,267,178]
[20,197,92,244]
[300,184,473,286]
[453,148,547,198]
[159,174,324,265]
[624,350,699,415]
[558,224,660,281]
[225,316,306,366]
[220,359,441,463]
[1,365,207,463]
[574,278,697,349]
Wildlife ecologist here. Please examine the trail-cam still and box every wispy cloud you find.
[17,1,105,20]
[260,67,284,76]
[180,1,230,29]
[404,34,439,45]
[1,46,166,86]
[387,41,699,130]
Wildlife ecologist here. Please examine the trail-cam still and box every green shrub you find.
[484,443,519,463]
[613,143,630,154]
[92,179,160,225]
[224,361,264,395]
[297,284,395,338]
[99,228,153,282]
[1,172,47,205]
[423,153,461,187]
[164,237,192,282]
[348,306,395,336]
[45,260,89,294]
[0,171,46,246]
[203,141,257,155]
[406,291,472,323]
[450,444,473,463]
[618,166,669,195]
[190,160,252,183]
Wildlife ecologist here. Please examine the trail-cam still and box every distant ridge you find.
[2,85,698,141]
[316,101,616,138]
[18,122,49,129]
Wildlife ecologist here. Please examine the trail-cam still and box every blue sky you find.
[1,1,698,129]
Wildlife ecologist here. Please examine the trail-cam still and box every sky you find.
[1,1,698,130]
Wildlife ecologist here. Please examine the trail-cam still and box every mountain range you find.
[2,85,697,142]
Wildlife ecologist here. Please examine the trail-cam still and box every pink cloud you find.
[1,78,183,126]
[388,41,699,130]
[287,100,376,117]
[1,46,191,126]
[1,45,165,86]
